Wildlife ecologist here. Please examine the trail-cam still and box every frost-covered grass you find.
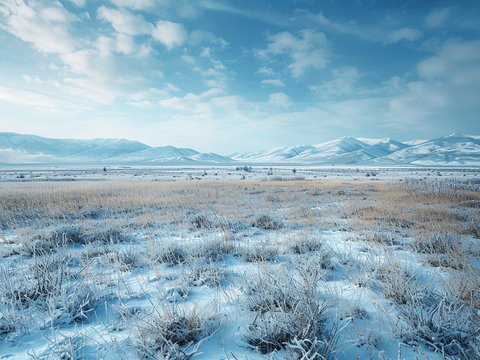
[0,174,479,359]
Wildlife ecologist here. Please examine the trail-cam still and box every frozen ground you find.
[0,172,479,360]
[0,165,479,182]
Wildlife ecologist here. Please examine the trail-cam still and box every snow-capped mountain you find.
[0,133,233,165]
[231,134,479,166]
[108,146,232,165]
[231,137,410,165]
[370,133,480,166]
[1,132,479,166]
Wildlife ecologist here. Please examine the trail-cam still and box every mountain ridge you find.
[0,132,479,166]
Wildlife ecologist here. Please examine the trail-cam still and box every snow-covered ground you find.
[0,174,479,359]
[0,165,479,183]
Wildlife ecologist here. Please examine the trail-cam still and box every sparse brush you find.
[287,235,325,254]
[241,267,343,357]
[30,335,85,360]
[181,259,226,287]
[46,282,98,325]
[445,266,480,309]
[190,213,248,232]
[86,227,129,244]
[189,237,235,261]
[101,245,147,271]
[241,242,279,262]
[252,215,283,230]
[0,255,68,309]
[362,229,397,246]
[411,232,462,255]
[242,267,313,314]
[130,305,217,360]
[398,289,480,359]
[151,243,187,266]
[376,261,424,305]
[34,225,88,246]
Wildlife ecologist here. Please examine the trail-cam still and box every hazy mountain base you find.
[0,174,479,359]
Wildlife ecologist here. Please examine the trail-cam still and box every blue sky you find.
[0,0,479,153]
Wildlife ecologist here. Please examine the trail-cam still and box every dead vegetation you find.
[0,176,478,359]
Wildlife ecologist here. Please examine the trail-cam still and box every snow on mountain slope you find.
[0,132,150,162]
[231,137,409,164]
[1,132,479,166]
[0,133,234,165]
[109,147,233,164]
[371,133,480,166]
[403,139,428,146]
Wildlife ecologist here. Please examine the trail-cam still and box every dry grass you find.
[1,176,479,359]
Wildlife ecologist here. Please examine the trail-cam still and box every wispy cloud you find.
[97,6,152,35]
[1,0,78,54]
[309,67,361,98]
[258,29,329,77]
[261,79,285,87]
[0,86,86,110]
[384,28,422,45]
[425,8,451,29]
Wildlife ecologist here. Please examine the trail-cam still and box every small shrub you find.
[398,290,480,359]
[152,243,187,266]
[131,305,217,359]
[87,227,128,244]
[242,267,342,356]
[181,259,226,287]
[252,215,283,230]
[190,238,235,261]
[101,245,146,271]
[191,214,215,229]
[377,262,423,305]
[47,283,98,325]
[288,236,324,254]
[241,242,279,262]
[411,232,462,255]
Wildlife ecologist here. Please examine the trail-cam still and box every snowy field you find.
[0,168,479,360]
[1,165,480,182]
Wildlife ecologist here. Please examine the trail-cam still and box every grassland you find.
[0,176,479,359]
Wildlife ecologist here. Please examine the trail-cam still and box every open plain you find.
[0,167,479,360]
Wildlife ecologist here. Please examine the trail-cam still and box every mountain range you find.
[0,132,479,166]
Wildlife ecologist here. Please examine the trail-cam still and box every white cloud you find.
[384,28,422,45]
[193,58,229,88]
[95,33,143,55]
[0,86,82,110]
[259,29,329,77]
[58,48,160,103]
[159,88,224,113]
[425,8,451,28]
[261,79,285,87]
[110,0,155,10]
[22,74,42,84]
[257,66,275,76]
[152,20,187,49]
[268,92,292,109]
[0,0,78,54]
[309,67,361,97]
[189,29,227,47]
[97,6,152,35]
[417,39,480,85]
[64,0,86,7]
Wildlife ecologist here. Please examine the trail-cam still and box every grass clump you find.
[130,305,217,360]
[252,215,283,230]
